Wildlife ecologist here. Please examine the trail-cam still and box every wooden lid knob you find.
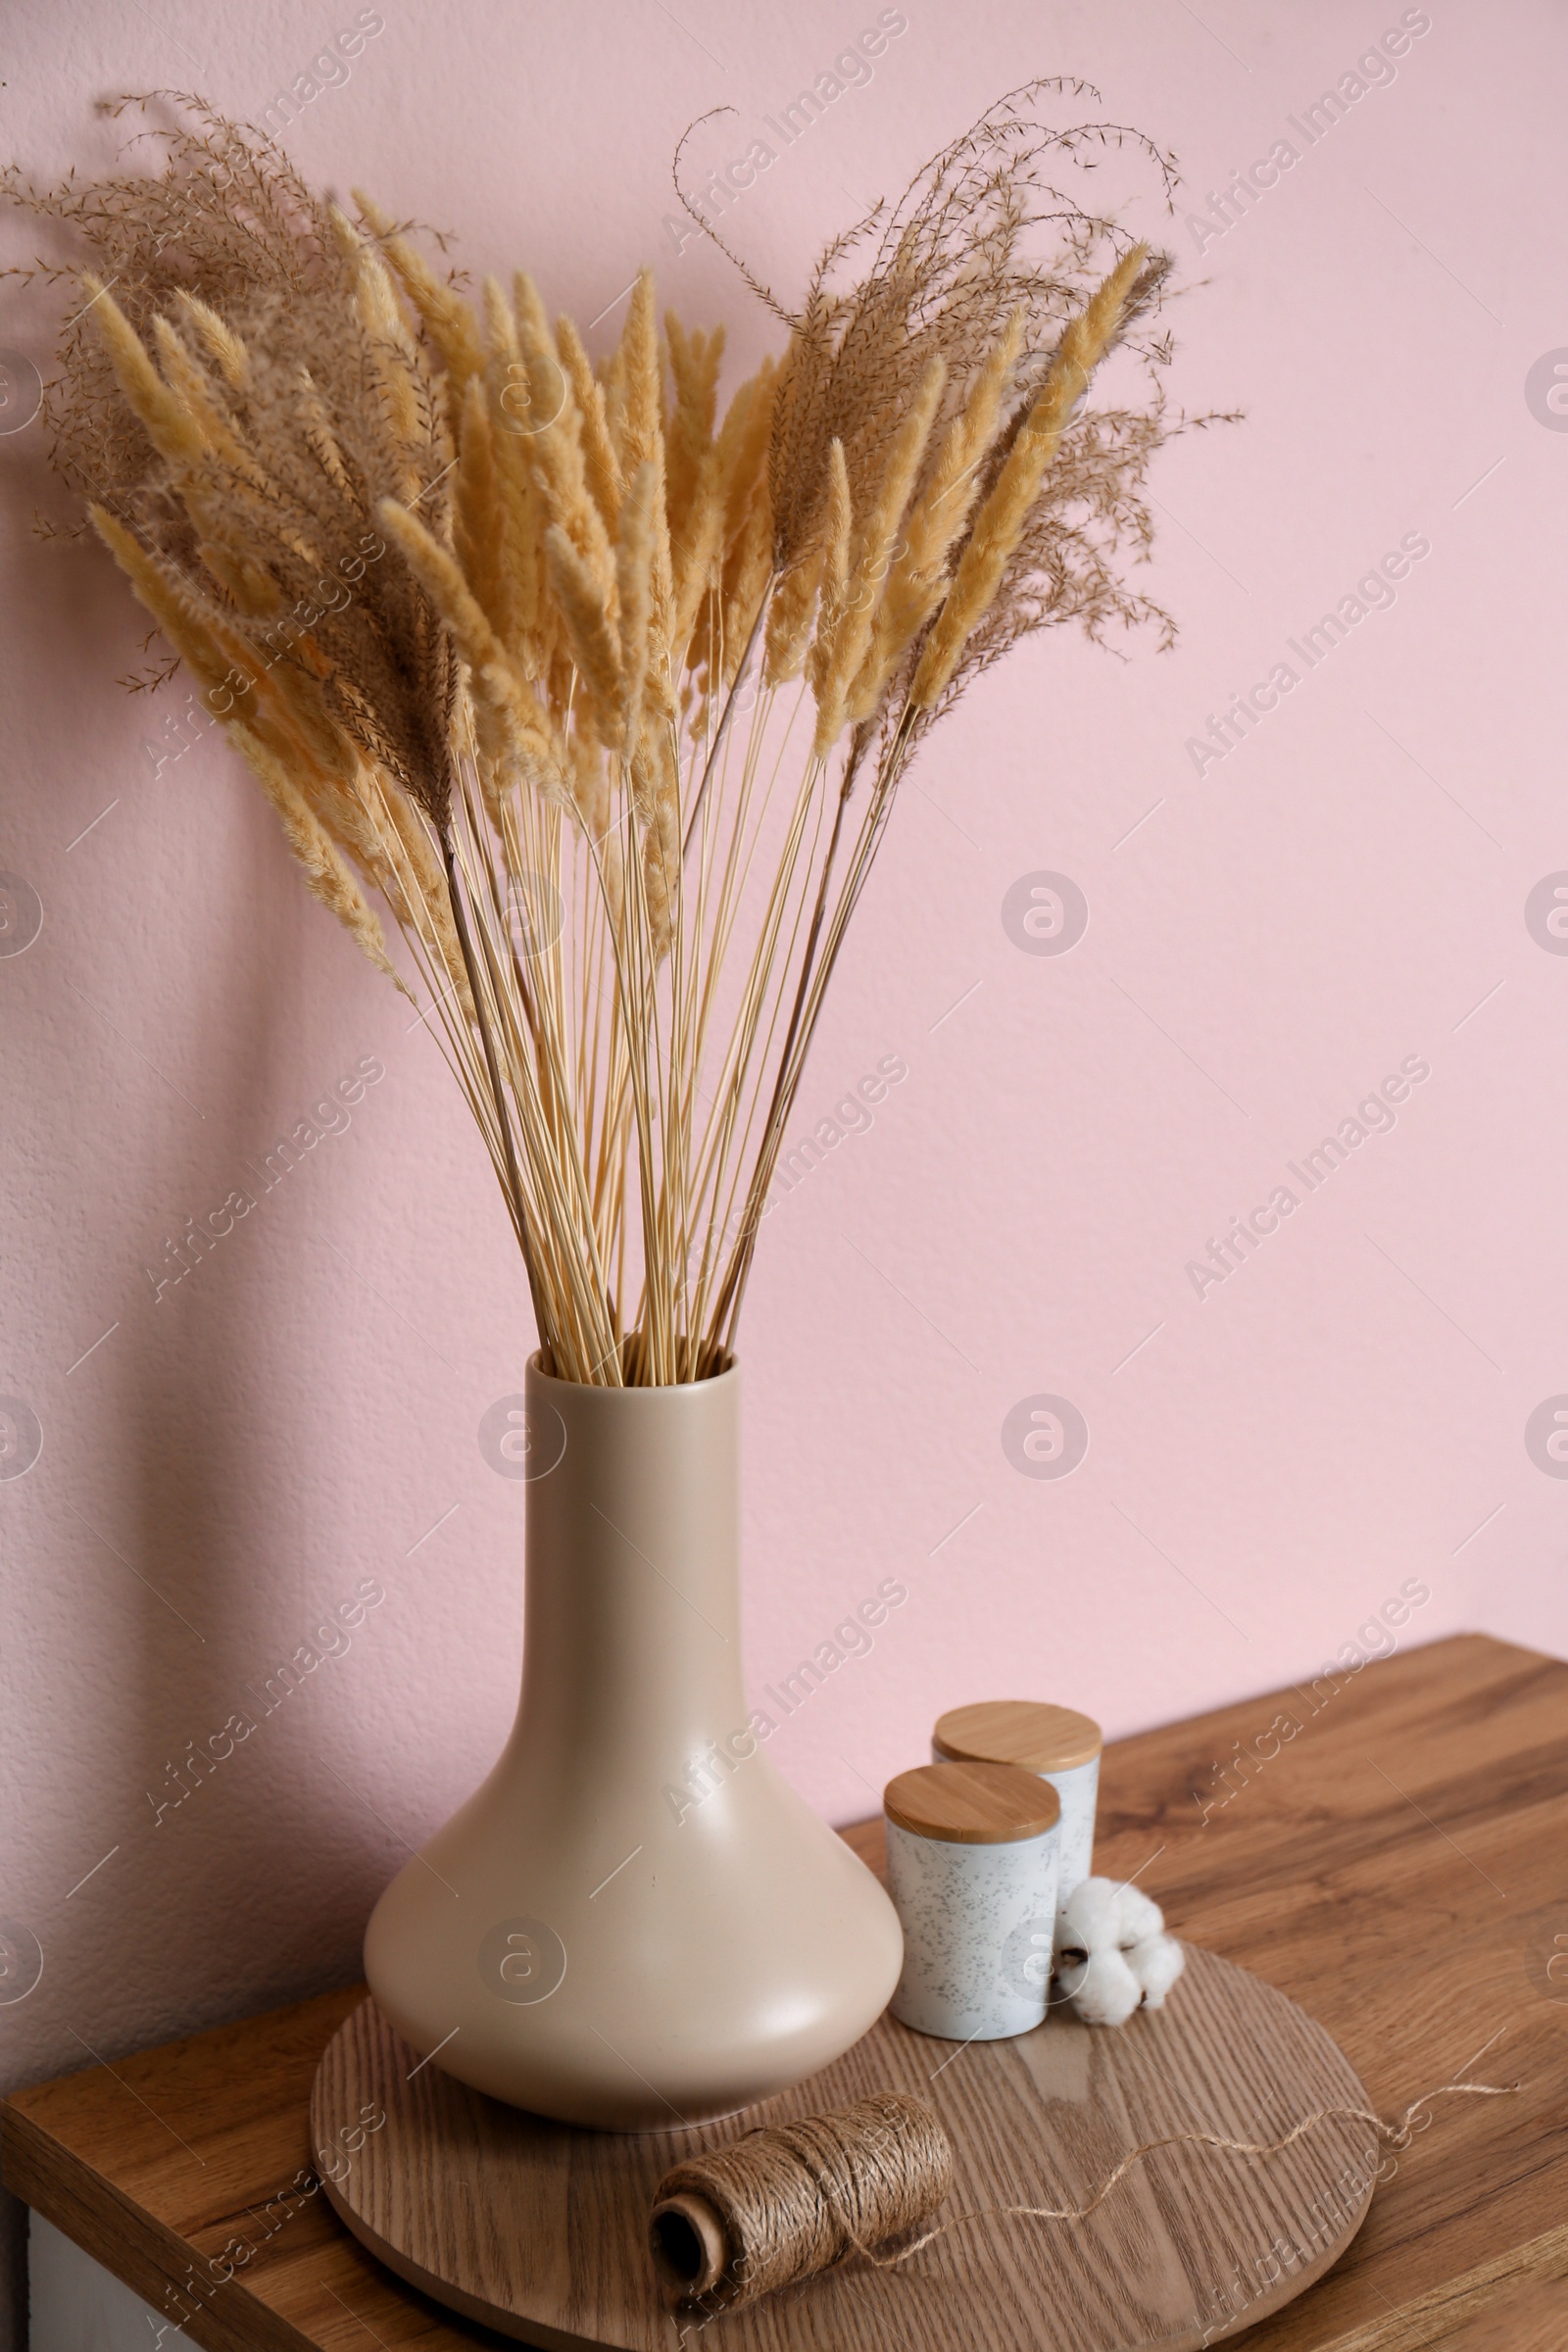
[884,1760,1061,1844]
[933,1699,1102,1774]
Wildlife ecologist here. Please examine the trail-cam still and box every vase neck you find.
[515,1363,750,1778]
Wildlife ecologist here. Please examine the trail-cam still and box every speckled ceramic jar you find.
[883,1761,1060,2042]
[932,1701,1102,1901]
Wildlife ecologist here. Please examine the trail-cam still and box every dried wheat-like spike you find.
[473,744,514,831]
[616,461,656,755]
[84,280,208,466]
[474,661,564,790]
[235,604,367,782]
[353,187,485,396]
[330,206,431,497]
[230,718,407,987]
[814,354,944,751]
[512,270,556,362]
[670,444,722,657]
[717,472,772,691]
[664,314,726,654]
[717,359,775,558]
[379,496,501,664]
[265,728,392,883]
[641,775,680,961]
[909,245,1147,711]
[90,504,234,697]
[544,522,623,743]
[513,301,613,599]
[664,312,724,529]
[507,465,549,675]
[608,270,661,475]
[682,362,771,685]
[195,539,279,613]
[478,281,548,667]
[258,659,365,794]
[173,290,250,389]
[805,439,851,705]
[293,366,357,503]
[762,539,824,687]
[364,767,474,1017]
[566,722,607,838]
[98,506,369,885]
[148,316,264,486]
[611,274,674,666]
[597,332,626,422]
[399,509,560,772]
[378,498,556,771]
[557,313,623,532]
[709,371,760,510]
[853,310,1024,710]
[482,272,518,360]
[454,374,511,640]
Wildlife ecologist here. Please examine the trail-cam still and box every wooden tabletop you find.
[4,1632,1566,2352]
[1424,2275,1568,2351]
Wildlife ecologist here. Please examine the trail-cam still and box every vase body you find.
[364,1356,904,2128]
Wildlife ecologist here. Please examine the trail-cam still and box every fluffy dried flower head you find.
[676,82,1223,765]
[7,87,1228,1387]
[3,93,459,812]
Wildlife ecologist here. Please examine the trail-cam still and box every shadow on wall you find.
[47,842,391,2082]
[142,899,399,2011]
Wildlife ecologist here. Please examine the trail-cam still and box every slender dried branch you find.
[6,89,1226,1384]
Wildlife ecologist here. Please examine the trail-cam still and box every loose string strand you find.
[868,2078,1522,2270]
[652,2077,1521,2316]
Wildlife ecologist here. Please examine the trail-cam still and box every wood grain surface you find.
[882,1757,1061,1840]
[1421,2275,1568,2351]
[933,1699,1102,1772]
[310,1949,1373,2350]
[3,1634,1566,2351]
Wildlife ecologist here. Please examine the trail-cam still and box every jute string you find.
[649,2077,1519,2314]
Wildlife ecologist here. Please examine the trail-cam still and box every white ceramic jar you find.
[883,1762,1060,2041]
[932,1701,1102,1900]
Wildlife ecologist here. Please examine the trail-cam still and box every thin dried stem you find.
[8,89,1223,1384]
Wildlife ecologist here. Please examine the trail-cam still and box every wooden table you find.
[4,1633,1566,2351]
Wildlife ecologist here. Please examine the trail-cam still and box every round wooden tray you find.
[312,1946,1375,2351]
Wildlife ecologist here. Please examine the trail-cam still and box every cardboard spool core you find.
[649,2190,728,2298]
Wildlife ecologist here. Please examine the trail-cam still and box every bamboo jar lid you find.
[933,1700,1102,1775]
[884,1760,1061,1844]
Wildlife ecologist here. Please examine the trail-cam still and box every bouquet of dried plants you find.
[6,85,1215,1384]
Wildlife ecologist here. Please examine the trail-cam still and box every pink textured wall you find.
[2,0,1564,2335]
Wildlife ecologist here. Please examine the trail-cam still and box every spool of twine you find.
[647,2074,1519,2315]
[648,2091,953,2312]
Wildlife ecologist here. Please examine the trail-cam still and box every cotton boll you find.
[1054,1876,1185,2027]
[1055,1876,1144,1960]
[1054,1878,1122,1960]
[1128,1931,1186,2010]
[1066,1943,1145,2027]
[1110,1885,1164,1944]
[1054,1880,1142,2026]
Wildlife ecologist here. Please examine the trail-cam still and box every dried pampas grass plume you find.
[909,242,1150,711]
[8,82,1229,1383]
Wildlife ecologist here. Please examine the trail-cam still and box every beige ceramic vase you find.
[364,1355,904,2129]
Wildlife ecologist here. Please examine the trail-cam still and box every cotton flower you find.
[1054,1878,1186,2027]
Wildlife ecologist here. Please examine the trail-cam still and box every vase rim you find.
[526,1348,738,1398]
